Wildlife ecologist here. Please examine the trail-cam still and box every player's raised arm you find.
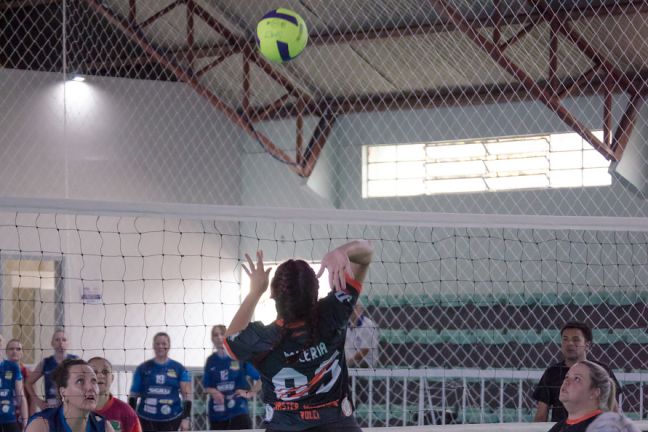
[225,251,271,337]
[317,240,373,290]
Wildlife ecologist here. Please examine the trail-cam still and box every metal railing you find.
[109,366,647,428]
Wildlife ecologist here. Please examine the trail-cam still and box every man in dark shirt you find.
[532,321,621,423]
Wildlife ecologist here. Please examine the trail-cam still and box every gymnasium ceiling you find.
[2,0,647,173]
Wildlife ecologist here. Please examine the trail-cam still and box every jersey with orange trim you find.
[225,277,361,430]
[95,394,142,432]
[547,410,602,432]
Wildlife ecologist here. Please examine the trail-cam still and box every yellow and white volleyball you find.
[256,8,308,63]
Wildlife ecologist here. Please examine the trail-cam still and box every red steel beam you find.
[128,0,136,23]
[243,72,648,120]
[242,47,251,117]
[186,0,195,69]
[194,54,230,78]
[556,21,634,93]
[603,83,612,148]
[498,21,536,51]
[428,0,616,160]
[82,0,300,174]
[296,98,304,166]
[491,0,502,46]
[142,1,648,63]
[190,2,240,45]
[189,2,312,103]
[249,94,292,123]
[556,66,599,99]
[612,92,644,159]
[139,0,181,29]
[548,16,559,93]
[301,110,337,177]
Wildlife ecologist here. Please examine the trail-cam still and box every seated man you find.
[533,321,622,423]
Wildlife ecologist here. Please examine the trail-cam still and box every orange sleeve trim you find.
[345,273,362,293]
[223,338,238,360]
[565,409,603,425]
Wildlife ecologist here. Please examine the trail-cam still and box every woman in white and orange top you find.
[548,360,616,432]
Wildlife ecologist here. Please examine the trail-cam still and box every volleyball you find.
[256,8,308,63]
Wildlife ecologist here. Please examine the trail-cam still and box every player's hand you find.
[179,418,190,431]
[317,247,352,291]
[35,398,48,410]
[242,251,271,298]
[212,390,224,405]
[235,389,254,399]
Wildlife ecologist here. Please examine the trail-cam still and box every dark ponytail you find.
[254,259,319,366]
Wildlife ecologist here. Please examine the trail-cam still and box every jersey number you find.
[271,354,342,401]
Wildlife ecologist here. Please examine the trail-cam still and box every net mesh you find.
[1,208,647,427]
[2,0,648,429]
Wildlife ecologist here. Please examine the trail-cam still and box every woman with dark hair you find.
[224,240,373,432]
[128,333,192,432]
[26,358,114,432]
[548,360,617,432]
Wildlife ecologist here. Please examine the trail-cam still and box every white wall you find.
[0,211,241,368]
[0,68,244,205]
[238,94,648,217]
[0,68,251,366]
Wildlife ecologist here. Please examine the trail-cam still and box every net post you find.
[480,377,485,423]
[518,378,523,422]
[402,377,407,426]
[640,380,644,420]
[385,375,390,426]
[462,377,467,424]
[499,378,504,423]
[368,376,374,427]
[441,376,446,425]
[418,377,424,426]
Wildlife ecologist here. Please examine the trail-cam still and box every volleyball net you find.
[1,202,647,428]
[2,0,648,429]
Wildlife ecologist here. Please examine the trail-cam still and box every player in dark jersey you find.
[25,330,79,414]
[224,240,373,432]
[547,360,616,432]
[26,358,114,432]
[0,350,28,432]
[88,357,142,432]
[128,332,192,432]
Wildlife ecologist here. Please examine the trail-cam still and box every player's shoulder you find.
[167,358,186,370]
[546,360,567,371]
[205,352,217,364]
[113,396,138,416]
[26,415,50,432]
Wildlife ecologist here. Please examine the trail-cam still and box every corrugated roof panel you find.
[107,0,236,49]
[209,0,325,34]
[288,43,397,97]
[575,12,648,71]
[197,54,292,109]
[355,31,511,91]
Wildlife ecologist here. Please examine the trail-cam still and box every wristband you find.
[128,397,137,410]
[182,400,192,419]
